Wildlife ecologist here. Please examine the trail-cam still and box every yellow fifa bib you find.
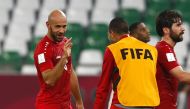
[108,37,160,106]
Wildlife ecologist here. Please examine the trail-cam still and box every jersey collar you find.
[160,40,173,48]
[45,35,65,45]
[119,34,129,40]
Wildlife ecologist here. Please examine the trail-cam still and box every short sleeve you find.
[157,47,179,72]
[34,47,54,73]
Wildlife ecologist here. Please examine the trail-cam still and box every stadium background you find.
[0,0,190,109]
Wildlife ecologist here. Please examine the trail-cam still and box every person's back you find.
[107,21,154,109]
[94,17,159,109]
[108,36,159,106]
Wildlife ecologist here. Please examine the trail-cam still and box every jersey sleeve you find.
[94,47,116,109]
[34,45,54,73]
[157,46,179,72]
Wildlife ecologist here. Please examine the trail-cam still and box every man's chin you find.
[57,38,63,42]
[53,38,63,42]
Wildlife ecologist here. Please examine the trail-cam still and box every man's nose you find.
[59,27,66,33]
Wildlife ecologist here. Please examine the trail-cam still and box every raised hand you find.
[63,37,72,58]
[76,102,84,109]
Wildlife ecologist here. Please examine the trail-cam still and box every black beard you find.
[50,27,62,42]
[51,33,60,42]
[170,31,183,43]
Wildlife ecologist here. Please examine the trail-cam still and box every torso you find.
[34,36,72,104]
[155,41,180,109]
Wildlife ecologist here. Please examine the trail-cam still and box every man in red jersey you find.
[33,9,84,109]
[94,17,159,109]
[155,10,190,109]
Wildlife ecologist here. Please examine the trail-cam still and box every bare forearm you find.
[179,71,190,84]
[170,67,190,84]
[71,70,83,104]
[43,57,68,86]
[42,38,72,86]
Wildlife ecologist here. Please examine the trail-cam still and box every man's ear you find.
[110,31,117,38]
[163,27,170,34]
[46,21,50,28]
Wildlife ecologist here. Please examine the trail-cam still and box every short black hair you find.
[109,17,129,35]
[156,10,182,37]
[129,22,142,35]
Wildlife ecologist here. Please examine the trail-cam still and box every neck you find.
[119,34,129,39]
[161,35,176,47]
[47,33,54,42]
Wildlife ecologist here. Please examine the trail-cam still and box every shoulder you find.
[107,41,117,51]
[103,47,115,62]
[104,47,112,56]
[34,37,52,57]
[156,41,172,54]
[107,37,130,49]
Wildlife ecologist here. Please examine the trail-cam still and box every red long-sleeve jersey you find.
[94,35,131,109]
[94,47,121,109]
